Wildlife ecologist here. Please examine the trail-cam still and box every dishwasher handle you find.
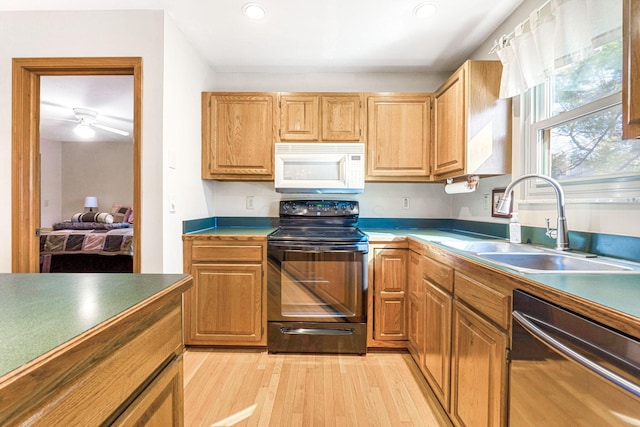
[513,310,640,397]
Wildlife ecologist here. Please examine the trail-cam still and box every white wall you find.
[40,139,62,228]
[162,16,217,273]
[0,10,165,272]
[60,141,133,221]
[211,181,452,219]
[466,0,640,237]
[212,72,451,92]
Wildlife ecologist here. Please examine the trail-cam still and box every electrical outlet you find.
[483,194,491,210]
[246,196,255,210]
[402,197,410,210]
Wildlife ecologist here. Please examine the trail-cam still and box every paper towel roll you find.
[444,181,476,194]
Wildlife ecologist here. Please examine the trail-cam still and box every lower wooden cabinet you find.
[450,301,507,427]
[373,247,408,341]
[183,237,267,346]
[422,279,452,411]
[408,240,510,427]
[407,251,423,358]
[368,244,408,348]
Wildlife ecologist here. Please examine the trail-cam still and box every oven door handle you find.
[268,241,369,253]
[513,310,640,397]
[280,327,357,336]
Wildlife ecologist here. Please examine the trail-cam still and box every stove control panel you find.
[280,200,359,216]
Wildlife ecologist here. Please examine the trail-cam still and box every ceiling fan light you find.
[414,2,438,18]
[74,123,95,138]
[243,3,265,19]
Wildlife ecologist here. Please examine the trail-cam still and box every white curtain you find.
[494,0,622,98]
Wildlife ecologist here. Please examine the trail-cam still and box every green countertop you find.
[184,226,640,328]
[184,227,274,236]
[396,231,640,322]
[0,273,190,379]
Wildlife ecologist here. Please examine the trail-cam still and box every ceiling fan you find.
[67,107,130,138]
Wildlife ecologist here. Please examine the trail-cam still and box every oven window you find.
[280,252,363,319]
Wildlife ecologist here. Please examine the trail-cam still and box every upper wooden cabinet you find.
[202,92,276,180]
[277,93,364,141]
[623,0,640,139]
[366,93,432,181]
[278,94,320,141]
[433,61,511,180]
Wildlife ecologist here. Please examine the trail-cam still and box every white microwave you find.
[274,143,365,193]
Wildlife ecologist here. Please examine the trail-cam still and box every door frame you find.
[12,57,142,272]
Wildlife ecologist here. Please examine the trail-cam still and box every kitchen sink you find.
[437,239,640,274]
[438,240,545,254]
[477,252,635,273]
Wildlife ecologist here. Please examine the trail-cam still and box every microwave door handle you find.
[513,311,640,396]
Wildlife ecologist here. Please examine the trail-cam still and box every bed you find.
[40,206,134,273]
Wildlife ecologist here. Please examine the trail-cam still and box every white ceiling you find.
[40,76,134,143]
[4,0,525,141]
[1,0,523,73]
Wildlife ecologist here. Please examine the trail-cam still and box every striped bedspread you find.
[40,227,134,256]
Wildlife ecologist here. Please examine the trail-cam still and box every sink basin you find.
[436,239,640,273]
[477,253,635,274]
[438,240,544,254]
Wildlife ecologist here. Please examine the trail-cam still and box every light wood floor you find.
[183,349,451,427]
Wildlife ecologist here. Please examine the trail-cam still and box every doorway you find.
[12,57,142,273]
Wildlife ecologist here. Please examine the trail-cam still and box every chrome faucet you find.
[495,174,570,251]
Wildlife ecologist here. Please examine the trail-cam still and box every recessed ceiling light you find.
[243,3,266,20]
[414,2,438,18]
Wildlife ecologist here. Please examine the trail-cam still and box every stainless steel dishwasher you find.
[510,290,640,426]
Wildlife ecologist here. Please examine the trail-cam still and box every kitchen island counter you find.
[0,273,192,426]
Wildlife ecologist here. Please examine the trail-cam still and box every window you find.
[525,35,640,200]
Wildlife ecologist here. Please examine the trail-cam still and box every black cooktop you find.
[269,200,367,243]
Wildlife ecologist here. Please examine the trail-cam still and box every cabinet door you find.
[187,263,263,345]
[366,94,432,180]
[113,356,184,427]
[278,94,320,141]
[202,93,275,179]
[373,248,408,340]
[433,70,465,177]
[407,251,423,358]
[623,0,640,139]
[422,280,452,412]
[321,94,363,141]
[450,301,507,427]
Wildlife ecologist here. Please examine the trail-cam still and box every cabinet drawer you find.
[454,272,510,330]
[423,256,454,293]
[191,244,263,262]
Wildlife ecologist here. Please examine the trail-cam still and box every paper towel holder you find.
[444,175,479,194]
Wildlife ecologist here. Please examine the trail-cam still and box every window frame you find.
[523,85,640,204]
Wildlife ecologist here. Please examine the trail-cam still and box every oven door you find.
[267,241,368,324]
